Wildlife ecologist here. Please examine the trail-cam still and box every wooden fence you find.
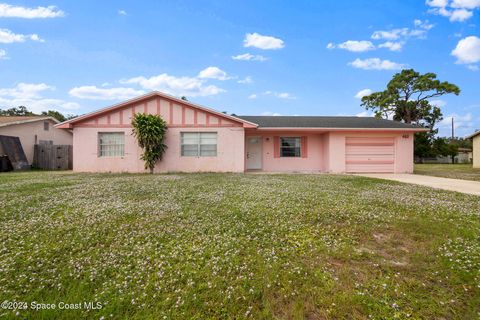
[33,144,73,170]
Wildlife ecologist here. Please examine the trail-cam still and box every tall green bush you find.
[131,113,168,173]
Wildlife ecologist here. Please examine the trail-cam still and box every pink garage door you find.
[345,137,395,173]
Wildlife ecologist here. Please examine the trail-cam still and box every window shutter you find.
[273,136,280,158]
[301,136,308,158]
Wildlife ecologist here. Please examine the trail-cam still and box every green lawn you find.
[415,163,480,181]
[0,172,479,319]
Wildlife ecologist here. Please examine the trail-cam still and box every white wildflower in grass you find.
[0,172,478,318]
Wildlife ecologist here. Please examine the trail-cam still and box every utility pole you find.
[451,117,454,139]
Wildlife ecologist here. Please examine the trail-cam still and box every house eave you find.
[0,116,59,128]
[54,91,258,129]
[247,127,428,132]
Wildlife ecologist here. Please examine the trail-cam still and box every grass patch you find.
[415,164,480,181]
[0,172,479,319]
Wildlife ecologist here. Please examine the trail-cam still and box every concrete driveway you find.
[356,173,480,196]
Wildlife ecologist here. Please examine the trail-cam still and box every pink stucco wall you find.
[71,96,245,173]
[320,131,414,173]
[73,127,245,173]
[66,93,417,174]
[245,132,325,172]
[246,130,415,173]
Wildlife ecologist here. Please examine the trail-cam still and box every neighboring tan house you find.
[56,91,426,173]
[0,116,73,165]
[467,130,480,168]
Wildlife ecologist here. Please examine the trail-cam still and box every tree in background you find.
[131,113,168,174]
[41,110,77,122]
[433,138,458,164]
[0,106,76,122]
[0,106,35,116]
[361,69,460,161]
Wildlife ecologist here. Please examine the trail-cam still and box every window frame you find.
[280,137,302,158]
[43,121,49,131]
[181,132,218,157]
[98,132,125,158]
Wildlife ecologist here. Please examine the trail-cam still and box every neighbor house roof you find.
[237,116,426,131]
[0,116,58,128]
[466,131,480,139]
[55,91,258,129]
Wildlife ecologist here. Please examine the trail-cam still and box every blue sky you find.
[0,0,479,137]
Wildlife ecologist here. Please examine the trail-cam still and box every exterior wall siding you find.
[473,135,480,168]
[324,132,414,173]
[0,120,72,165]
[245,132,325,172]
[75,97,239,129]
[72,96,245,173]
[246,131,415,173]
[66,94,418,174]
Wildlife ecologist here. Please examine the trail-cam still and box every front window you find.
[98,132,125,157]
[181,132,217,157]
[280,137,301,157]
[44,121,49,131]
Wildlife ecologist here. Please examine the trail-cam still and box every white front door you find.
[246,136,262,170]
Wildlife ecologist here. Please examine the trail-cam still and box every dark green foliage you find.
[0,106,35,116]
[131,113,168,173]
[0,106,76,122]
[40,110,77,122]
[361,69,460,159]
[433,138,458,163]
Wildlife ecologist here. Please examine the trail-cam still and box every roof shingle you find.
[0,116,56,127]
[237,116,423,129]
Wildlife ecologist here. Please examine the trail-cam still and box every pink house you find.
[56,91,426,173]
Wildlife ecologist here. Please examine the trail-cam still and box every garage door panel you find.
[346,154,395,162]
[345,137,395,173]
[346,163,394,172]
[346,145,394,155]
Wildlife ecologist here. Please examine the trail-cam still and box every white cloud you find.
[349,58,405,70]
[451,0,480,9]
[248,94,257,99]
[243,32,284,50]
[118,10,127,15]
[426,0,449,7]
[264,91,296,99]
[355,89,372,99]
[414,19,435,30]
[327,40,375,52]
[69,86,145,100]
[438,113,475,136]
[430,99,447,107]
[261,111,282,116]
[467,64,479,70]
[0,48,7,59]
[356,111,374,117]
[371,27,427,40]
[427,0,479,22]
[450,8,473,21]
[198,66,230,80]
[231,53,267,61]
[0,28,44,43]
[0,82,53,99]
[238,76,253,84]
[378,41,403,51]
[0,3,64,18]
[451,36,480,65]
[121,73,225,97]
[0,82,80,113]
